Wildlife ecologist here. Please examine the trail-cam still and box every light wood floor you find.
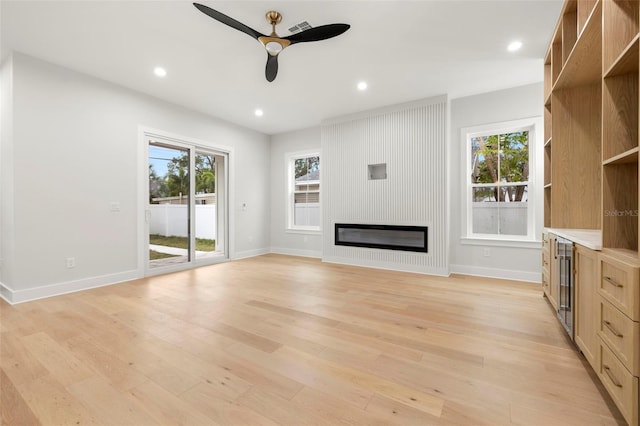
[1,254,625,425]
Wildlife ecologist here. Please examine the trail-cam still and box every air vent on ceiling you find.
[288,21,312,34]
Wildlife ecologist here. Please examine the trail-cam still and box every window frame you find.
[285,150,321,234]
[461,117,542,246]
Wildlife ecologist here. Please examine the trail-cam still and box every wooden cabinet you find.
[597,250,640,426]
[542,231,559,311]
[544,1,640,423]
[597,340,639,424]
[575,244,599,369]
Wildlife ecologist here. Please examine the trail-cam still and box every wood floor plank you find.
[0,255,626,425]
[179,382,280,426]
[225,341,374,409]
[17,374,101,426]
[20,332,94,387]
[67,376,160,426]
[127,380,217,426]
[0,368,41,426]
[62,335,149,392]
[0,333,48,387]
[276,345,445,417]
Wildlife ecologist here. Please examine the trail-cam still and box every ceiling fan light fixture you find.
[193,3,350,82]
[265,41,284,56]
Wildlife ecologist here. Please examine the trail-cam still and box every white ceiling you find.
[1,0,563,135]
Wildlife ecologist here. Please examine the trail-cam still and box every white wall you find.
[321,96,449,275]
[0,55,14,300]
[1,52,270,302]
[269,126,322,258]
[449,83,543,282]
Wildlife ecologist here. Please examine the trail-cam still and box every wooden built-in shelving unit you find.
[544,1,640,424]
[545,0,639,255]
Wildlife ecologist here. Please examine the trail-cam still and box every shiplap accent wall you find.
[321,95,449,275]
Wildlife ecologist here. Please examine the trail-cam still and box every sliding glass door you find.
[146,137,227,272]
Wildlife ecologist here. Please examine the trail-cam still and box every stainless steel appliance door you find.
[557,237,574,337]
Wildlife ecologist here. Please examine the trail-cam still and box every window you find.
[287,151,320,232]
[463,118,541,242]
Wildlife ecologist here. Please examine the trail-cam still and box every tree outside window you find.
[470,130,529,236]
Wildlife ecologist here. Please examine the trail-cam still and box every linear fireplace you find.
[334,224,428,253]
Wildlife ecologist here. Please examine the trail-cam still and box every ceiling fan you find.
[193,3,350,82]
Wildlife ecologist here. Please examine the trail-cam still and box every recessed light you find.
[357,81,368,91]
[255,109,264,117]
[507,41,523,52]
[154,67,167,77]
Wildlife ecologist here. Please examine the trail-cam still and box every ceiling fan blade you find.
[284,24,350,44]
[193,3,264,40]
[265,53,279,82]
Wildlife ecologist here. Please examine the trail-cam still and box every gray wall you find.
[1,53,270,301]
[449,83,544,282]
[269,126,323,257]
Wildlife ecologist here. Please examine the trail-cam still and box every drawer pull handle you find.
[604,276,623,288]
[603,320,624,338]
[603,365,623,388]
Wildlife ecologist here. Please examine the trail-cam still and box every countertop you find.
[545,228,602,250]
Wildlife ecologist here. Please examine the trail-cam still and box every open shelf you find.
[603,0,640,72]
[604,35,639,78]
[544,107,552,142]
[602,161,639,252]
[551,35,563,85]
[544,144,552,186]
[544,49,552,101]
[602,71,639,160]
[562,3,578,65]
[550,84,602,229]
[603,147,639,166]
[544,186,552,228]
[554,0,602,89]
[578,0,599,35]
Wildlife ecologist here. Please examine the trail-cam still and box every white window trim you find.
[461,117,543,247]
[285,149,321,233]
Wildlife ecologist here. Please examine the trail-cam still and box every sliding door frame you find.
[137,127,234,277]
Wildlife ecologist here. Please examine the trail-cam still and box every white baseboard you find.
[233,248,270,260]
[0,281,12,304]
[449,264,541,283]
[0,270,140,305]
[270,247,322,259]
[322,256,449,277]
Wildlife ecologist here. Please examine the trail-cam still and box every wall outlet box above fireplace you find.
[368,163,387,180]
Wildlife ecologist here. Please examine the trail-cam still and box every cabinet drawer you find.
[542,272,550,295]
[598,297,640,375]
[542,249,550,270]
[598,340,639,426]
[542,232,550,250]
[599,254,640,321]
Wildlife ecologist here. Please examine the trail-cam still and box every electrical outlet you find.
[483,248,490,257]
[66,257,76,268]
